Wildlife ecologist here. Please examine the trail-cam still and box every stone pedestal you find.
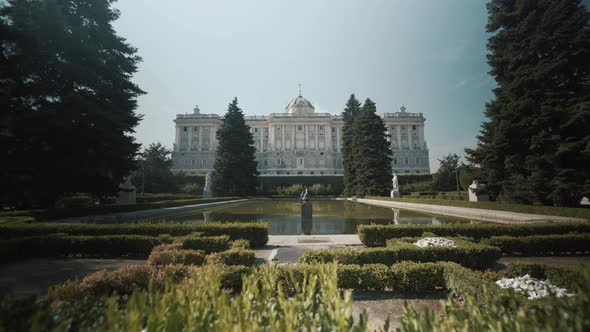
[301,203,313,235]
[468,181,488,202]
[117,177,136,205]
[390,190,400,198]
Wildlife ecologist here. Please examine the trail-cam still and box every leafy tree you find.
[341,94,362,196]
[0,0,144,207]
[131,143,177,194]
[432,154,460,192]
[212,98,259,196]
[351,99,392,196]
[466,0,590,206]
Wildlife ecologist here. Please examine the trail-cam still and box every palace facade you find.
[171,91,430,175]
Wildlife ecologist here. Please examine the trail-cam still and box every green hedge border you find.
[0,222,269,247]
[299,238,501,269]
[481,233,590,256]
[358,222,590,247]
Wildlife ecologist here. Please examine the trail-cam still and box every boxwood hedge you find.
[299,238,501,269]
[0,222,269,247]
[358,222,590,247]
[481,233,590,256]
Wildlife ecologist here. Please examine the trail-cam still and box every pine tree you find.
[212,98,259,196]
[341,94,362,195]
[351,99,393,196]
[466,0,590,206]
[0,0,144,206]
[131,143,177,194]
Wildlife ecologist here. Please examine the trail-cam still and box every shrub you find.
[136,193,198,203]
[358,222,590,247]
[481,233,590,256]
[39,264,381,331]
[231,239,251,249]
[55,194,95,208]
[300,238,501,269]
[0,234,171,262]
[206,248,256,266]
[181,235,230,253]
[504,262,588,290]
[0,222,269,247]
[147,246,206,266]
[390,261,445,292]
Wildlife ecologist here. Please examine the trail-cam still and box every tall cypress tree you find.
[351,99,392,196]
[0,0,144,206]
[341,94,362,195]
[466,0,590,206]
[212,98,259,196]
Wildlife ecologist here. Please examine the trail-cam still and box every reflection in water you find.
[169,199,473,235]
[301,203,312,235]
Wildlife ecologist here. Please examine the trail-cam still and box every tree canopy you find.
[432,153,460,192]
[466,0,590,206]
[0,0,144,206]
[341,94,362,196]
[343,98,392,196]
[211,98,259,196]
[131,143,177,194]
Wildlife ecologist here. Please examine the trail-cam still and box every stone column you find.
[210,126,216,151]
[304,125,308,149]
[326,125,332,151]
[336,128,341,151]
[315,125,319,150]
[281,125,285,151]
[187,127,193,150]
[198,126,203,151]
[175,127,181,150]
[396,125,401,150]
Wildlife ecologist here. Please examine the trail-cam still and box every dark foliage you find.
[212,98,259,196]
[466,0,590,206]
[0,0,144,207]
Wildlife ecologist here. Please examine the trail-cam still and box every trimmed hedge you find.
[358,222,590,247]
[504,262,588,290]
[276,262,446,293]
[481,233,590,256]
[0,234,171,262]
[0,222,269,247]
[181,235,230,253]
[136,194,198,203]
[0,197,242,221]
[300,238,501,269]
[48,264,251,302]
[206,248,256,266]
[147,243,206,266]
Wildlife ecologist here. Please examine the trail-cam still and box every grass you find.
[366,196,590,220]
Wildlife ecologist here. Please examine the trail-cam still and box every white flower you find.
[414,237,457,248]
[495,275,573,299]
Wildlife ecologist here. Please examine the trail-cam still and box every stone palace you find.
[171,90,430,175]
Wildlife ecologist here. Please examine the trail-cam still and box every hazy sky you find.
[112,0,496,172]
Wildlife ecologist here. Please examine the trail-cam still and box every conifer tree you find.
[351,99,392,196]
[212,98,259,196]
[0,0,144,206]
[341,94,362,195]
[466,0,590,206]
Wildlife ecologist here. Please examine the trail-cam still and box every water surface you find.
[165,199,471,235]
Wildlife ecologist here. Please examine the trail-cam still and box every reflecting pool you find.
[164,199,474,235]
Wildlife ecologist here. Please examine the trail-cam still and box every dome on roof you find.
[285,94,315,114]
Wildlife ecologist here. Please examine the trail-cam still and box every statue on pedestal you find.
[300,188,310,204]
[390,173,400,198]
[117,176,136,205]
[203,171,213,198]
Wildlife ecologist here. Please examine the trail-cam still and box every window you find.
[332,128,336,133]
[320,152,324,155]
[319,125,324,130]
[310,171,314,175]
[191,160,195,167]
[254,128,258,133]
[298,125,303,131]
[299,158,303,165]
[413,125,417,130]
[202,160,207,167]
[405,157,409,165]
[276,158,281,165]
[393,158,398,165]
[416,157,420,164]
[183,127,187,132]
[264,160,268,166]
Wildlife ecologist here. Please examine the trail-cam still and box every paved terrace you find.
[350,198,587,223]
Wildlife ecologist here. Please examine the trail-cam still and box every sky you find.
[112,0,496,172]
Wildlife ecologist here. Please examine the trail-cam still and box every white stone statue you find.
[468,180,488,202]
[117,176,136,205]
[203,171,213,198]
[391,173,400,198]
